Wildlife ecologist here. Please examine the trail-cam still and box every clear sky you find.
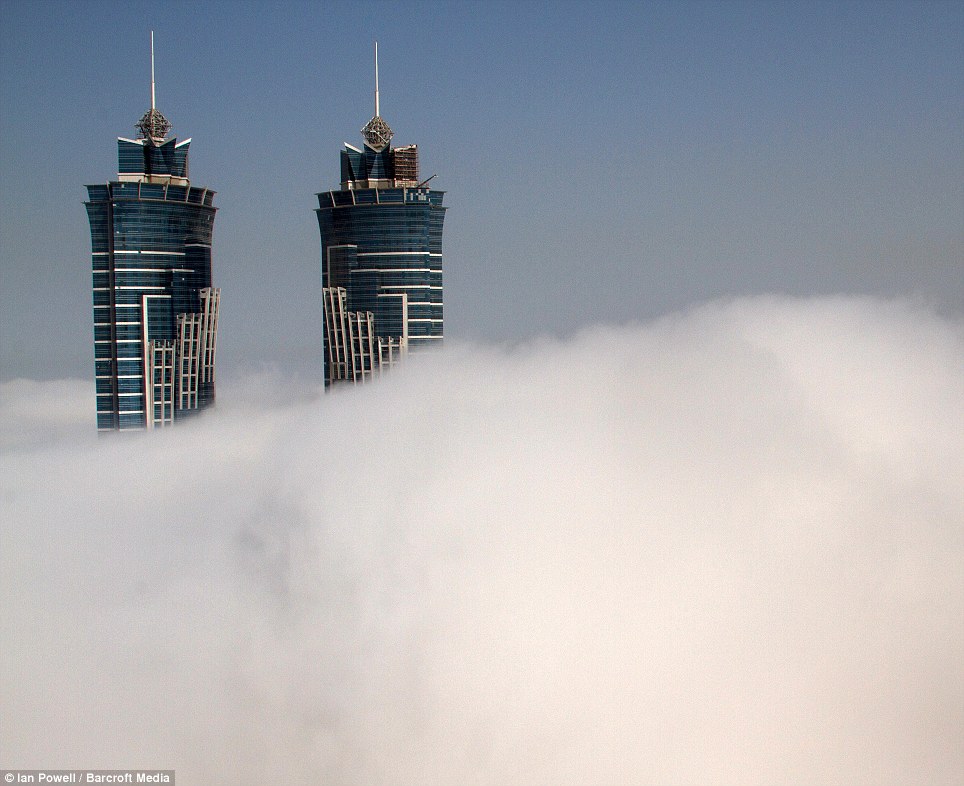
[1,0,961,381]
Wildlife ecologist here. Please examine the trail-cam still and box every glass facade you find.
[85,128,220,431]
[316,127,446,387]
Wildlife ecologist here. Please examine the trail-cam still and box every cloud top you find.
[2,295,962,785]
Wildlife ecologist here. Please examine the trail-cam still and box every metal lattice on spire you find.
[362,115,393,151]
[137,108,172,142]
[136,31,171,142]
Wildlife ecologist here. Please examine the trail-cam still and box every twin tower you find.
[85,42,446,432]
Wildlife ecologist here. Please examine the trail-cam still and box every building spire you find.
[151,30,156,111]
[136,30,172,143]
[361,41,393,151]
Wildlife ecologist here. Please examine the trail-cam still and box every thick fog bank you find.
[2,295,962,785]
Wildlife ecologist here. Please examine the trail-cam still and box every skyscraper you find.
[316,44,446,386]
[85,35,220,431]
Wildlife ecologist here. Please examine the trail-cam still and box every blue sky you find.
[1,0,961,381]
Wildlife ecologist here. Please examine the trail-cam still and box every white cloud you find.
[1,295,961,785]
[0,378,94,451]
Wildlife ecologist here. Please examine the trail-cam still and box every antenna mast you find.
[150,31,156,110]
[360,41,393,151]
[136,30,171,142]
